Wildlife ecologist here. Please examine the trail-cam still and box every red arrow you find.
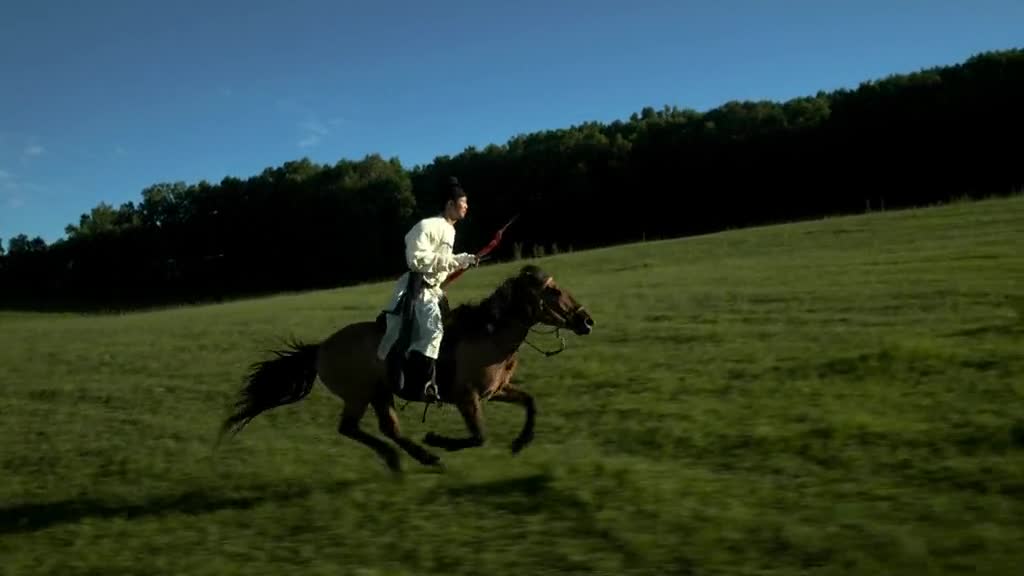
[442,214,518,288]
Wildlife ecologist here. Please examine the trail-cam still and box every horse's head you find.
[512,265,594,336]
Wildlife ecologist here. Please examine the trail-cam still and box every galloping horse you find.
[219,264,594,472]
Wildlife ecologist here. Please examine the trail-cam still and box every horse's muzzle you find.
[571,308,594,335]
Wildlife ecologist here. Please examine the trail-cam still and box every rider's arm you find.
[405,221,464,275]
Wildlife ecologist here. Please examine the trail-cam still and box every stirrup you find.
[423,381,441,404]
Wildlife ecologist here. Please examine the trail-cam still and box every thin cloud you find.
[297,119,331,149]
[298,134,321,148]
[0,169,23,209]
[0,170,44,208]
[287,106,345,149]
[1,169,15,192]
[301,120,329,136]
[20,144,45,166]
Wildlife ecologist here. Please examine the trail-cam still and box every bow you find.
[442,214,518,288]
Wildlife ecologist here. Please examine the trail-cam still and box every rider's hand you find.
[454,253,478,269]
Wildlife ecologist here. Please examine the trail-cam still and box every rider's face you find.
[448,197,468,221]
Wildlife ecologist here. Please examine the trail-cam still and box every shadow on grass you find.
[439,472,649,564]
[440,472,570,514]
[947,321,1024,338]
[0,481,357,535]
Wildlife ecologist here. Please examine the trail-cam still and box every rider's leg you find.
[408,289,444,402]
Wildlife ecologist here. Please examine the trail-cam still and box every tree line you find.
[2,48,1022,310]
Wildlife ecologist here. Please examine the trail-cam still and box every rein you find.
[524,325,566,357]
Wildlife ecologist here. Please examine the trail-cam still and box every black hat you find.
[443,176,466,205]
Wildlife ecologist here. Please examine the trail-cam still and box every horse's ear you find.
[518,264,549,287]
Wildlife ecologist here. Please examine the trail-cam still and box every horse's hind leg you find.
[372,394,444,470]
[489,383,536,454]
[423,393,486,452]
[338,399,402,473]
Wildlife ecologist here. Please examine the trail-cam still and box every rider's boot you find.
[404,351,440,403]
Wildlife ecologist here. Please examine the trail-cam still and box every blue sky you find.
[2,0,1021,244]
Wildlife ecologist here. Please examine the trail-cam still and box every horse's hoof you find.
[510,436,532,454]
[385,455,403,474]
[423,432,442,447]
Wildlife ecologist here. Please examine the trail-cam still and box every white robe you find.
[376,216,465,360]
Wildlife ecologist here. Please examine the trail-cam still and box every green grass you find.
[2,196,1023,575]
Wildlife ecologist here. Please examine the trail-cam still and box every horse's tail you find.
[218,338,320,442]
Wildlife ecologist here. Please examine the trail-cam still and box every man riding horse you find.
[221,183,596,470]
[375,176,478,403]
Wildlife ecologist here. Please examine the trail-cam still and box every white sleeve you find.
[405,222,461,274]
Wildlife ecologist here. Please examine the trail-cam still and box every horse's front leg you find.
[489,383,535,454]
[423,393,485,452]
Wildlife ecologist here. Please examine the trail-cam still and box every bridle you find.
[523,276,586,357]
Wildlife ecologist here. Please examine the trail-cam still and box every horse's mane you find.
[443,265,547,340]
[444,277,517,338]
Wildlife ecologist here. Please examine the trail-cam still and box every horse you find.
[218,264,595,472]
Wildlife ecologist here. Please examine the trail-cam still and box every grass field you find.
[2,196,1023,575]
